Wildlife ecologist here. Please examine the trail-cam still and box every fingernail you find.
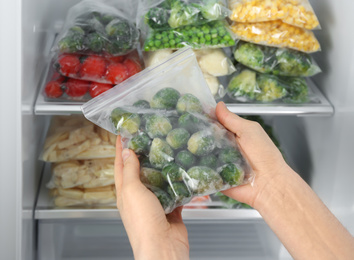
[122,149,130,162]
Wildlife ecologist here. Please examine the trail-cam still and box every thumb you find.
[122,149,141,185]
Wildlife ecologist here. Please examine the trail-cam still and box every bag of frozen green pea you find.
[82,47,254,214]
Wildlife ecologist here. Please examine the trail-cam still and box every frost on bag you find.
[230,20,321,53]
[234,41,321,77]
[226,66,313,103]
[229,0,321,30]
[82,47,253,214]
[52,0,139,56]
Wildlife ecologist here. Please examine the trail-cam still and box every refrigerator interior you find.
[0,0,353,259]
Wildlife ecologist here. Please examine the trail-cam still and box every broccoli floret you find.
[150,88,181,109]
[128,132,151,154]
[175,150,196,169]
[168,1,200,28]
[200,0,226,20]
[145,114,173,138]
[176,94,203,114]
[256,74,287,102]
[234,42,265,70]
[218,148,241,164]
[166,128,190,149]
[219,163,244,186]
[141,167,165,189]
[133,100,151,109]
[149,138,174,169]
[227,69,259,100]
[186,166,223,195]
[145,7,170,29]
[282,77,309,103]
[58,26,85,53]
[85,32,105,53]
[161,162,184,182]
[275,49,314,76]
[110,108,141,134]
[187,130,215,156]
[167,182,192,204]
[178,113,201,133]
[199,154,218,168]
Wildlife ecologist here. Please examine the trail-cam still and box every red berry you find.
[45,80,64,98]
[89,83,113,98]
[57,54,81,76]
[80,56,106,79]
[65,78,89,97]
[105,63,129,84]
[123,58,142,77]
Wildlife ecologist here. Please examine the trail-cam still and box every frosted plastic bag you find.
[139,0,230,30]
[54,50,143,85]
[50,185,116,207]
[143,20,236,51]
[47,158,115,190]
[82,47,253,214]
[234,41,321,77]
[226,66,312,103]
[39,115,116,162]
[52,0,139,56]
[230,20,321,53]
[229,0,320,30]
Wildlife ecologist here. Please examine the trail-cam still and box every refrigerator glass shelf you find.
[35,163,261,220]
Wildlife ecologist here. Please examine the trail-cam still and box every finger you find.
[114,136,124,193]
[122,149,141,185]
[166,206,184,224]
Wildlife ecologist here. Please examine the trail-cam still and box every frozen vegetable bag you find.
[82,47,253,213]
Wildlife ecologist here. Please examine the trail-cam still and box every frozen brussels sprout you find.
[178,113,200,133]
[133,100,150,109]
[145,114,173,138]
[187,130,215,156]
[150,187,174,212]
[176,94,204,114]
[161,162,184,182]
[186,166,223,195]
[150,88,181,109]
[227,69,258,100]
[219,163,244,186]
[218,148,241,164]
[176,150,196,169]
[110,108,141,134]
[149,138,174,169]
[167,182,192,204]
[166,128,190,149]
[141,167,165,189]
[199,154,218,168]
[128,132,151,154]
[139,156,152,168]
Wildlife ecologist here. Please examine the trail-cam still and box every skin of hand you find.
[114,136,190,260]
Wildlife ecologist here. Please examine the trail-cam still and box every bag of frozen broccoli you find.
[52,0,139,56]
[82,47,253,214]
[225,65,314,103]
[234,41,321,77]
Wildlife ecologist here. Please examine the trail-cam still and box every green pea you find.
[164,43,170,48]
[162,36,169,43]
[155,40,161,47]
[205,34,211,41]
[169,39,175,46]
[144,45,150,51]
[200,38,206,44]
[155,33,162,40]
[223,35,231,41]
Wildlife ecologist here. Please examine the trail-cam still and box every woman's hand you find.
[114,136,190,260]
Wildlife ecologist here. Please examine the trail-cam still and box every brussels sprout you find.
[139,156,152,168]
[227,69,258,100]
[178,113,200,133]
[176,94,203,114]
[199,154,217,168]
[133,100,150,109]
[149,138,174,169]
[141,167,165,189]
[218,148,241,164]
[167,182,192,204]
[166,128,190,149]
[187,130,215,156]
[150,88,181,109]
[128,132,151,154]
[176,150,196,169]
[219,163,244,186]
[110,108,141,134]
[145,114,172,138]
[186,166,223,194]
[161,162,184,182]
[150,187,174,212]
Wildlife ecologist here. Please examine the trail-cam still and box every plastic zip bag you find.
[234,41,321,77]
[226,66,313,103]
[52,0,139,56]
[82,47,253,214]
[230,20,321,53]
[229,0,320,30]
[138,0,230,30]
